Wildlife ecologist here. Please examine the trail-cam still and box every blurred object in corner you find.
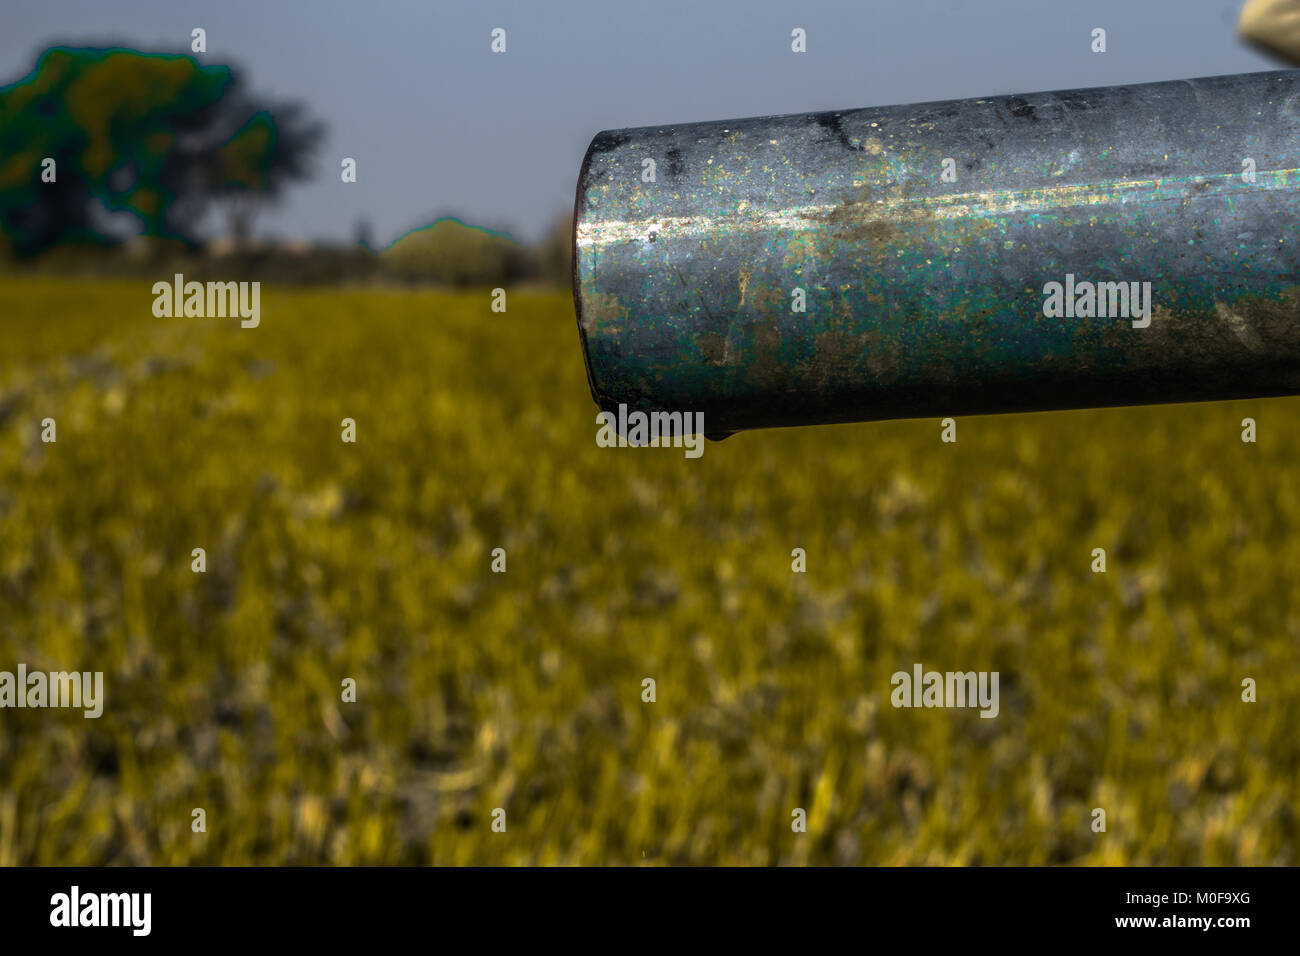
[1239,0,1300,65]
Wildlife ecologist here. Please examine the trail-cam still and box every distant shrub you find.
[380,218,529,287]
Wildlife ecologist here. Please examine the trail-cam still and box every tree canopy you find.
[0,46,323,255]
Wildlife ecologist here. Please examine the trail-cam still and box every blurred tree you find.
[0,46,322,255]
[353,217,374,251]
[536,211,573,287]
[205,98,323,247]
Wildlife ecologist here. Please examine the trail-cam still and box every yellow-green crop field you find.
[0,276,1297,865]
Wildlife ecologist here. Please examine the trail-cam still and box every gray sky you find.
[0,0,1280,244]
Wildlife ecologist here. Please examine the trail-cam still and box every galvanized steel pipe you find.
[573,70,1300,437]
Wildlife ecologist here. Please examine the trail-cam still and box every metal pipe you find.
[572,70,1300,438]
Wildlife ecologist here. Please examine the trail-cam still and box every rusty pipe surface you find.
[572,70,1300,438]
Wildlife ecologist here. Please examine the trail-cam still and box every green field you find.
[0,276,1297,865]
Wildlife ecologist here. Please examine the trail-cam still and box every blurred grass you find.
[0,276,1297,865]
